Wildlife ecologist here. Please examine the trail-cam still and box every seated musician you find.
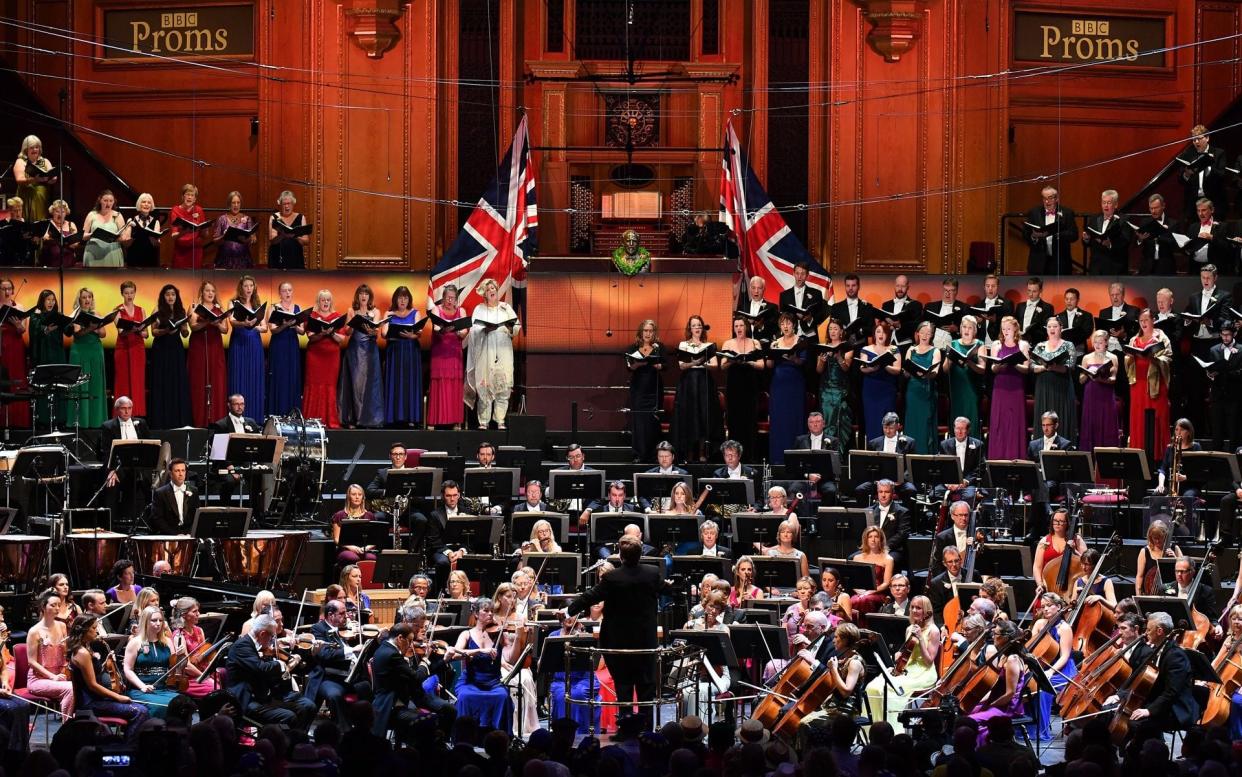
[332,483,378,566]
[510,568,547,617]
[225,611,315,727]
[100,395,154,522]
[469,441,505,516]
[865,594,940,733]
[168,597,216,696]
[1210,604,1242,739]
[1071,549,1118,609]
[340,564,372,627]
[80,590,110,636]
[763,605,832,683]
[599,523,654,561]
[445,569,473,600]
[640,442,690,511]
[240,590,277,636]
[304,599,371,729]
[881,574,911,617]
[122,605,180,717]
[452,597,514,732]
[855,413,918,500]
[584,481,640,554]
[408,574,431,603]
[66,614,150,740]
[792,622,867,751]
[1033,508,1087,587]
[1114,613,1148,667]
[1170,556,1222,641]
[1029,592,1076,742]
[712,439,758,481]
[757,517,810,584]
[819,567,853,624]
[517,479,549,513]
[1219,447,1242,545]
[927,546,979,626]
[950,610,991,655]
[148,459,199,535]
[419,480,469,590]
[682,591,732,720]
[366,442,428,531]
[979,577,1010,621]
[1135,519,1182,595]
[46,574,82,625]
[517,518,562,563]
[966,619,1026,745]
[371,620,455,742]
[777,576,818,637]
[934,417,985,503]
[1104,612,1198,735]
[210,394,265,506]
[548,601,605,733]
[1027,411,1075,515]
[849,526,894,620]
[654,481,703,518]
[493,583,538,736]
[930,500,975,579]
[106,559,143,605]
[865,480,911,572]
[792,412,839,505]
[1154,418,1203,535]
[729,556,764,610]
[677,518,726,558]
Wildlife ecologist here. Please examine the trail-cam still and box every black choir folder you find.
[430,313,472,332]
[231,301,268,323]
[387,317,428,338]
[73,309,119,329]
[193,304,226,323]
[268,308,311,328]
[273,219,313,238]
[305,315,347,334]
[115,311,160,333]
[174,216,212,232]
[478,317,518,331]
[221,223,257,243]
[677,343,717,363]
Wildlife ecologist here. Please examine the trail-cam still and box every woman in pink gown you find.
[112,280,148,416]
[428,284,469,428]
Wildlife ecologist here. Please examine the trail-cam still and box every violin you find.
[892,628,920,676]
[103,647,125,695]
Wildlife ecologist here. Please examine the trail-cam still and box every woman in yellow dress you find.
[864,594,940,733]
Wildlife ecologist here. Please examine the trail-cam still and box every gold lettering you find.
[215,29,228,49]
[1097,38,1124,60]
[129,20,150,52]
[165,29,183,50]
[151,29,166,52]
[1040,25,1061,58]
[1075,37,1093,59]
[184,28,213,51]
[1126,39,1140,60]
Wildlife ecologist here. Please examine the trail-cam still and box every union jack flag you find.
[429,116,538,311]
[718,120,832,303]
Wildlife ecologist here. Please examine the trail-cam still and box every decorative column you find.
[853,0,929,62]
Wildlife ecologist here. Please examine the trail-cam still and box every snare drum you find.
[67,530,128,587]
[130,535,197,576]
[0,535,51,587]
[220,531,288,587]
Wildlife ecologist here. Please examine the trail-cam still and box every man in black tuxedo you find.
[1185,264,1234,433]
[225,612,315,727]
[856,413,917,500]
[366,442,429,530]
[1180,125,1228,224]
[934,417,985,502]
[974,274,1012,344]
[515,478,551,513]
[584,481,641,559]
[677,518,731,557]
[879,274,923,345]
[210,393,263,510]
[1170,556,1221,627]
[1186,199,1236,273]
[1028,411,1075,514]
[828,273,874,337]
[1099,282,1143,419]
[639,441,690,511]
[926,546,979,625]
[736,275,777,339]
[1218,445,1242,544]
[1112,612,1198,734]
[211,393,261,434]
[1208,322,1242,452]
[563,537,675,726]
[304,599,370,730]
[148,458,199,534]
[1135,193,1183,275]
[1022,186,1078,276]
[712,440,760,508]
[1016,277,1055,344]
[792,412,839,504]
[779,262,828,339]
[411,480,468,589]
[370,621,455,741]
[924,277,969,348]
[864,479,911,570]
[930,500,975,579]
[100,396,154,525]
[1056,288,1095,351]
[1082,189,1133,275]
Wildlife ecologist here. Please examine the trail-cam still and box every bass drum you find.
[263,416,327,520]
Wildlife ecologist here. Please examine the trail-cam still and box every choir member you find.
[332,484,377,567]
[1100,282,1141,355]
[858,321,901,441]
[228,275,267,424]
[1056,288,1095,350]
[67,615,150,737]
[119,193,161,268]
[947,315,985,435]
[1180,125,1228,223]
[38,199,78,267]
[169,184,207,269]
[0,197,37,266]
[1017,277,1055,344]
[903,320,941,454]
[986,315,1029,460]
[626,319,665,462]
[975,273,1011,344]
[1188,198,1234,272]
[736,275,776,339]
[719,315,764,460]
[927,277,967,348]
[767,313,807,464]
[383,285,423,427]
[428,284,468,429]
[1079,330,1121,452]
[0,278,30,428]
[188,280,229,428]
[1135,193,1181,275]
[1022,185,1078,276]
[1185,265,1231,433]
[816,318,854,454]
[122,606,180,717]
[1209,321,1242,451]
[671,315,719,463]
[304,289,346,428]
[865,594,939,733]
[26,589,74,718]
[879,274,923,345]
[1032,316,1077,444]
[213,191,256,269]
[779,262,827,338]
[68,287,107,428]
[268,190,309,270]
[338,283,384,428]
[29,289,66,424]
[466,278,520,430]
[148,284,192,429]
[13,134,56,220]
[266,280,304,418]
[1082,189,1132,275]
[112,280,148,418]
[451,598,513,732]
[1125,309,1172,460]
[828,273,874,333]
[82,189,125,268]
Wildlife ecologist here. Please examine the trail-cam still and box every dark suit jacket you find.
[515,500,551,513]
[926,570,979,622]
[370,638,444,737]
[1180,144,1228,215]
[975,298,1012,343]
[366,467,396,501]
[567,562,673,651]
[867,435,916,456]
[711,465,758,480]
[211,415,261,435]
[735,292,778,338]
[1185,289,1232,342]
[149,481,200,534]
[1056,308,1096,349]
[1144,641,1198,729]
[304,619,353,702]
[584,499,640,515]
[779,285,827,335]
[1023,206,1078,275]
[1015,300,1056,343]
[1135,215,1184,274]
[643,465,690,475]
[938,436,985,485]
[1208,342,1242,398]
[1097,304,1141,342]
[1185,222,1234,268]
[1027,436,1075,463]
[792,433,838,453]
[864,502,910,555]
[929,527,983,579]
[226,635,286,710]
[677,541,731,558]
[1083,215,1133,275]
[99,417,152,466]
[828,298,876,336]
[880,298,924,344]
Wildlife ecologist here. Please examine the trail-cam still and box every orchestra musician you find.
[792,411,840,504]
[679,519,729,557]
[864,479,912,570]
[966,619,1027,745]
[792,622,867,751]
[1219,447,1242,545]
[1104,612,1198,735]
[1155,418,1204,534]
[225,612,316,727]
[865,594,939,733]
[819,568,853,624]
[415,480,469,590]
[304,600,369,730]
[121,606,180,718]
[1169,557,1222,638]
[1136,520,1182,595]
[1033,508,1087,586]
[548,600,605,733]
[880,574,912,617]
[682,591,732,720]
[66,615,149,740]
[517,479,550,513]
[168,597,216,696]
[927,546,978,625]
[930,501,975,579]
[100,396,154,521]
[1210,604,1242,739]
[148,458,199,535]
[935,418,985,503]
[372,619,456,742]
[331,484,378,565]
[758,517,810,584]
[1029,592,1076,742]
[1070,549,1118,609]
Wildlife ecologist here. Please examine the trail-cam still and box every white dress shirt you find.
[172,483,188,524]
[882,435,898,454]
[953,527,968,553]
[807,433,824,451]
[120,419,137,440]
[955,439,968,472]
[1197,288,1217,339]
[1023,301,1040,331]
[230,414,248,433]
[1044,210,1057,252]
[1042,436,1058,451]
[726,465,745,479]
[846,298,859,322]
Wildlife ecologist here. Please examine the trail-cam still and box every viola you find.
[103,648,125,695]
[892,629,920,676]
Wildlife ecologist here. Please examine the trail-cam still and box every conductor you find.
[561,536,673,725]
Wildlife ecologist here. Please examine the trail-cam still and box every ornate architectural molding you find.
[853,0,929,63]
[339,1,405,59]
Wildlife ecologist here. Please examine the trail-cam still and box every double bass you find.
[1041,509,1085,598]
[1179,543,1219,650]
[1067,534,1122,655]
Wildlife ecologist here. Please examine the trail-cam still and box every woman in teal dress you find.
[816,318,855,455]
[68,287,107,428]
[29,289,68,426]
[122,605,180,718]
[903,321,942,454]
[81,190,126,268]
[1032,316,1078,444]
[947,315,986,436]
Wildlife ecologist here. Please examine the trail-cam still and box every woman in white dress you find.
[465,278,521,429]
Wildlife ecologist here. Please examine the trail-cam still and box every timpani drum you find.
[130,535,198,576]
[67,530,128,587]
[272,529,309,588]
[219,531,287,587]
[0,535,51,588]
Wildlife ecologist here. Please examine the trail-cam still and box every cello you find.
[1180,543,1219,650]
[1201,632,1242,726]
[952,628,1029,713]
[749,640,820,729]
[923,625,993,708]
[1105,627,1183,744]
[1057,633,1140,722]
[772,640,870,737]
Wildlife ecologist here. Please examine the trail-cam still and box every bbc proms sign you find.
[102,4,254,59]
[1013,11,1167,68]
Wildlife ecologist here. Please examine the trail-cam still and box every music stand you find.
[738,606,778,625]
[65,507,110,533]
[102,601,132,635]
[548,469,605,503]
[590,512,645,546]
[522,552,581,592]
[463,467,520,502]
[817,507,870,558]
[384,468,441,501]
[849,450,903,484]
[906,455,962,489]
[698,478,754,509]
[454,555,510,594]
[1134,595,1197,631]
[510,512,569,546]
[29,363,82,388]
[985,460,1041,498]
[750,557,801,590]
[865,613,912,659]
[972,543,1032,582]
[419,453,465,484]
[444,516,502,553]
[1094,447,1153,483]
[817,558,880,593]
[106,439,162,471]
[1039,450,1095,485]
[372,550,421,588]
[1181,451,1242,490]
[670,556,734,585]
[727,624,789,672]
[190,507,250,539]
[730,513,784,551]
[336,520,389,550]
[538,633,596,677]
[495,446,528,474]
[647,515,703,551]
[210,433,280,468]
[743,598,793,621]
[783,450,839,482]
[634,472,695,504]
[1154,556,1201,587]
[669,629,739,680]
